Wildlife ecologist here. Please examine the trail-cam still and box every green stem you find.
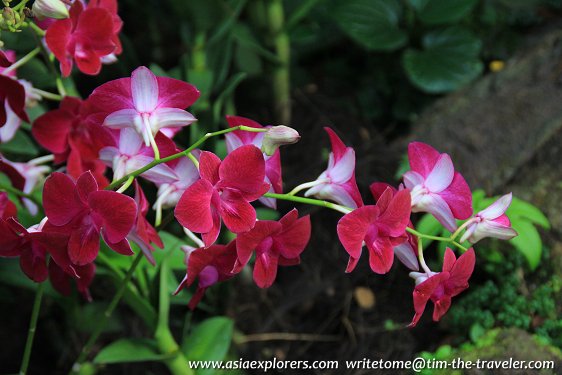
[116,175,134,193]
[265,0,291,124]
[450,218,474,242]
[3,47,40,75]
[416,237,432,274]
[28,22,46,37]
[406,227,468,252]
[71,252,144,373]
[286,179,329,196]
[0,183,42,207]
[264,192,352,214]
[32,88,63,101]
[19,281,45,375]
[106,125,267,190]
[12,0,30,13]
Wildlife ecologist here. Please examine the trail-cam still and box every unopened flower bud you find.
[261,125,300,156]
[32,0,69,20]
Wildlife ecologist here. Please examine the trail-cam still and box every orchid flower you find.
[235,209,311,288]
[225,115,283,209]
[99,128,177,182]
[45,0,122,76]
[403,142,472,232]
[337,187,411,274]
[409,248,475,327]
[174,241,239,310]
[32,96,113,186]
[49,261,96,301]
[175,145,269,247]
[88,66,199,152]
[43,171,137,265]
[304,127,363,209]
[0,192,17,219]
[460,193,518,244]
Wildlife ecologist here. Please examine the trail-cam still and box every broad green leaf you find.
[0,130,39,156]
[152,231,187,273]
[182,317,234,368]
[334,0,408,51]
[509,219,542,270]
[410,0,478,25]
[93,339,165,364]
[507,197,550,229]
[256,208,280,221]
[403,27,483,93]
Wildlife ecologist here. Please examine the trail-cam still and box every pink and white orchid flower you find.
[460,193,518,244]
[304,127,363,209]
[87,66,199,148]
[403,142,472,232]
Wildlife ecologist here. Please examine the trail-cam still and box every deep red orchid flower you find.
[403,142,472,232]
[45,0,121,76]
[174,241,239,310]
[234,209,311,288]
[32,96,113,186]
[0,217,75,283]
[337,187,411,274]
[127,181,164,265]
[409,248,475,327]
[175,145,269,247]
[0,74,29,128]
[43,171,137,265]
[225,115,283,209]
[49,261,96,301]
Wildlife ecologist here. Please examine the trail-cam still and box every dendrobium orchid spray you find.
[0,1,520,374]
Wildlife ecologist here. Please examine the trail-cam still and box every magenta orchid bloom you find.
[99,128,177,182]
[0,50,13,67]
[43,171,137,265]
[409,248,475,327]
[337,187,411,274]
[175,145,269,247]
[0,155,51,215]
[127,182,164,265]
[305,127,363,209]
[0,75,28,130]
[45,0,122,76]
[460,193,518,244]
[370,182,419,271]
[174,241,239,310]
[235,209,311,288]
[225,115,283,209]
[403,142,472,232]
[0,217,75,283]
[87,66,199,148]
[32,96,113,186]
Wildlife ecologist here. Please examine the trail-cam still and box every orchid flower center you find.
[410,184,429,206]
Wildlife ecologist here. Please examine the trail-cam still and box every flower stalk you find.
[19,281,45,375]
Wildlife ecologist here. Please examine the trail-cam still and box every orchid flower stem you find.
[183,227,204,248]
[186,152,199,169]
[149,133,161,161]
[32,88,63,101]
[28,22,46,37]
[106,125,268,191]
[71,252,144,373]
[263,192,352,214]
[29,154,54,165]
[12,0,30,12]
[287,179,329,196]
[0,183,42,207]
[3,47,40,75]
[19,281,45,375]
[55,77,67,97]
[450,219,474,242]
[116,176,134,193]
[416,237,432,275]
[406,227,468,252]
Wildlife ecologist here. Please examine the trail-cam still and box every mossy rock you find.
[423,328,562,374]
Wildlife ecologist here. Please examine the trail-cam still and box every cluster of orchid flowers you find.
[0,0,518,328]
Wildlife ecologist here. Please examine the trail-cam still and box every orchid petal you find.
[337,206,379,262]
[424,154,454,193]
[408,142,441,178]
[131,66,158,112]
[43,172,84,226]
[175,179,215,233]
[415,193,457,232]
[151,107,196,129]
[403,171,424,190]
[328,148,355,184]
[219,189,257,233]
[88,190,137,243]
[254,250,279,288]
[104,108,138,129]
[479,193,512,220]
[394,242,419,271]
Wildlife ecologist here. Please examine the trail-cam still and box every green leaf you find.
[152,231,187,273]
[235,44,263,76]
[509,219,542,270]
[94,339,166,364]
[182,317,234,367]
[507,197,550,229]
[0,131,39,156]
[334,0,408,51]
[410,0,478,25]
[403,27,483,93]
